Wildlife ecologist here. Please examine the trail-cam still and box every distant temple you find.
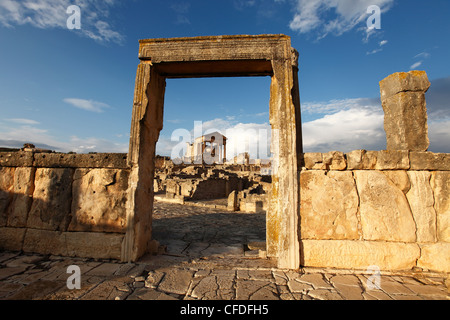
[184,132,227,164]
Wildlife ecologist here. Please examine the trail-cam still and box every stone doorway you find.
[123,35,303,269]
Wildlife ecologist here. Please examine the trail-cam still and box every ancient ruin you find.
[0,35,449,276]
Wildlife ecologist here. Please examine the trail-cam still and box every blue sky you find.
[0,0,449,158]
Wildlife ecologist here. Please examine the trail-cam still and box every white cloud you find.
[0,0,124,44]
[410,61,423,70]
[64,98,111,113]
[0,123,128,153]
[366,39,388,55]
[288,0,394,39]
[5,118,40,125]
[302,104,386,152]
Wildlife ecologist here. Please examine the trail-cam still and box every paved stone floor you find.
[0,201,449,300]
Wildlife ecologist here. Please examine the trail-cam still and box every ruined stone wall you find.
[300,150,450,273]
[0,152,129,260]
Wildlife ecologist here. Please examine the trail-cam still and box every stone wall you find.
[300,150,450,273]
[0,152,129,260]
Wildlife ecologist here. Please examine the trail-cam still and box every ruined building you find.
[0,35,448,274]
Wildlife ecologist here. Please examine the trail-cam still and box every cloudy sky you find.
[0,0,449,158]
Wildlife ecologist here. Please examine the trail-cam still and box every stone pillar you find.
[379,70,431,151]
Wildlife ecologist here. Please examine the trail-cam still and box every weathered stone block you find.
[22,229,123,260]
[227,190,238,211]
[0,227,26,251]
[7,167,35,228]
[410,152,450,171]
[26,168,74,231]
[300,171,359,240]
[301,240,421,271]
[68,169,129,233]
[65,232,123,260]
[382,92,429,151]
[417,243,450,273]
[380,71,431,152]
[303,153,324,170]
[33,153,128,169]
[379,70,431,101]
[0,167,15,226]
[406,171,437,242]
[322,151,346,170]
[0,152,34,167]
[354,171,416,242]
[383,170,410,194]
[431,172,450,242]
[375,150,410,170]
[346,150,377,170]
[22,228,68,256]
[303,152,346,170]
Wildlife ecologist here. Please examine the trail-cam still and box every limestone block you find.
[381,91,429,151]
[22,228,68,256]
[303,152,346,170]
[406,171,437,242]
[26,168,74,231]
[417,243,450,273]
[7,167,35,227]
[322,151,347,170]
[0,227,26,251]
[346,150,377,170]
[0,167,15,226]
[301,240,421,271]
[354,171,416,242]
[22,228,123,260]
[33,153,128,169]
[65,232,123,260]
[383,170,410,194]
[0,152,34,167]
[227,190,238,211]
[303,153,324,170]
[410,152,450,171]
[379,70,431,101]
[68,169,129,233]
[375,150,410,170]
[300,171,359,240]
[431,172,450,242]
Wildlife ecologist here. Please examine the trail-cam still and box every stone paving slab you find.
[0,202,449,301]
[0,250,448,301]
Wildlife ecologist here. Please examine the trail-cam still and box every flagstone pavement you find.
[0,201,448,300]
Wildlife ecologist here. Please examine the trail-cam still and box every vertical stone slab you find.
[379,71,431,151]
[431,172,450,242]
[406,171,437,242]
[123,62,166,262]
[354,171,416,242]
[300,171,359,240]
[267,48,301,269]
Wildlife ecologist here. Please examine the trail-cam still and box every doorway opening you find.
[152,76,272,263]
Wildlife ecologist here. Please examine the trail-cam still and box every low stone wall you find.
[0,152,129,260]
[300,150,450,273]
